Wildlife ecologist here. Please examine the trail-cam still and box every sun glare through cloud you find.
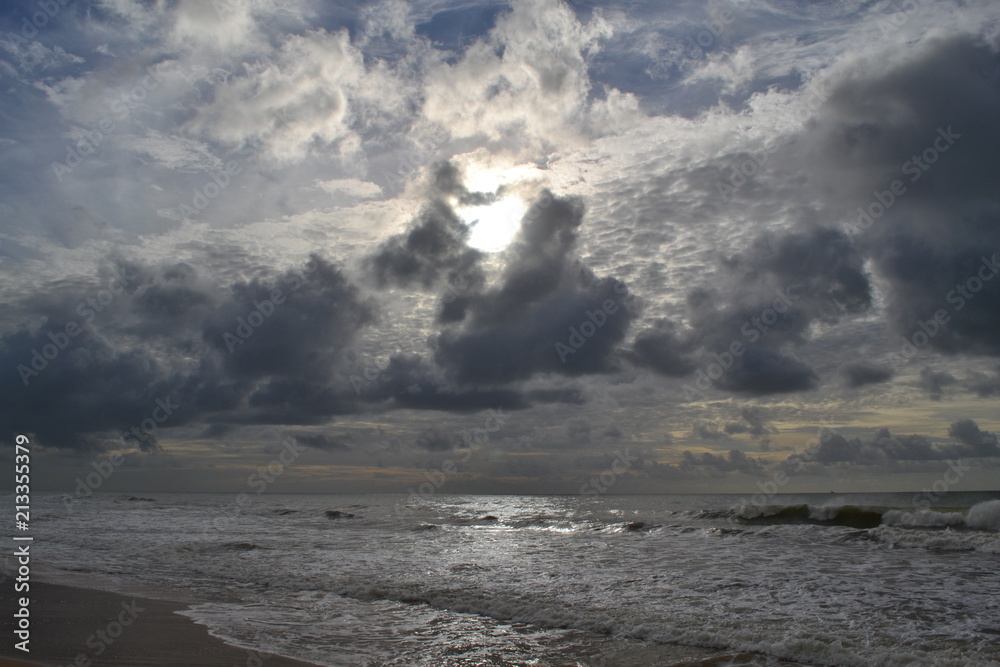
[456,195,528,252]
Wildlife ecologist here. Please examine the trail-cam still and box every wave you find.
[731,500,1000,533]
[735,503,885,528]
[864,526,1000,553]
[966,499,1000,530]
[883,500,1000,531]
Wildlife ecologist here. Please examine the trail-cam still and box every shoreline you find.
[0,581,326,667]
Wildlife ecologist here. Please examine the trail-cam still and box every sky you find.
[1,0,999,495]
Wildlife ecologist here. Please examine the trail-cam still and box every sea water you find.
[16,491,1000,666]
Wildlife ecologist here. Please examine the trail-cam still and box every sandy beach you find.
[0,582,324,667]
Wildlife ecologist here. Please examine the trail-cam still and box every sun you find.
[456,196,528,252]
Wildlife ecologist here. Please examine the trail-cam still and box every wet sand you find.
[0,581,325,667]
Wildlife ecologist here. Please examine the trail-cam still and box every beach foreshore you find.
[0,581,325,667]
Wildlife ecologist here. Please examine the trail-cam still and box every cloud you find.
[292,432,353,451]
[842,363,893,388]
[432,189,639,383]
[565,417,592,444]
[967,364,1000,397]
[367,163,485,294]
[421,0,632,152]
[627,320,696,377]
[315,178,382,200]
[797,421,1000,465]
[917,367,957,401]
[628,226,866,395]
[690,423,731,442]
[203,256,375,383]
[414,427,457,452]
[681,449,763,474]
[948,419,1000,457]
[181,25,409,165]
[358,353,575,412]
[800,35,1000,358]
[724,406,775,444]
[0,254,376,450]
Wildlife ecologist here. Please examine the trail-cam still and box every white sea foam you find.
[883,499,1000,532]
[965,499,1000,531]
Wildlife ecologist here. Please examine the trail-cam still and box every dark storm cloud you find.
[0,326,184,452]
[0,254,378,451]
[565,417,592,444]
[804,35,1000,358]
[842,363,893,388]
[626,34,1000,400]
[203,256,375,382]
[809,430,934,464]
[360,353,548,412]
[414,427,457,451]
[627,320,696,377]
[367,199,486,292]
[699,226,870,395]
[291,432,353,452]
[629,226,867,395]
[724,406,774,441]
[967,365,1000,397]
[681,449,763,474]
[432,189,640,384]
[948,419,1000,457]
[917,367,957,402]
[367,162,486,296]
[345,351,581,415]
[690,423,731,442]
[602,424,623,440]
[715,348,818,395]
[800,420,999,465]
[125,261,215,336]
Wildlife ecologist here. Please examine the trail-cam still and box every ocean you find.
[19,491,1000,666]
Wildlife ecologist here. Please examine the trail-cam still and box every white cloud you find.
[315,178,383,200]
[421,0,634,153]
[121,131,224,172]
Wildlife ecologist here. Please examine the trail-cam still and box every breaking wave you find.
[732,500,1000,532]
[734,503,885,528]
